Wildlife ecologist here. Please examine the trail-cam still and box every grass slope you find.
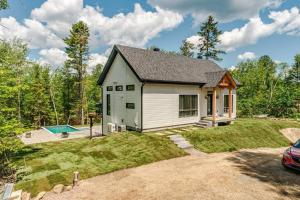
[14,132,186,196]
[182,118,300,153]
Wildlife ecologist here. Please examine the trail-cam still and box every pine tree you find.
[0,0,8,10]
[180,40,194,57]
[197,16,225,61]
[64,21,90,125]
[289,54,300,83]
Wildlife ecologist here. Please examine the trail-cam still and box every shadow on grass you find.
[227,150,300,199]
[13,146,42,160]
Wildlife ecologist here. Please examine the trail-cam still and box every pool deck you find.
[20,125,102,145]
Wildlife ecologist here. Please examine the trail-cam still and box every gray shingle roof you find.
[203,71,227,88]
[98,45,237,86]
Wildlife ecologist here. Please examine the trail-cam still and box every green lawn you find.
[182,118,300,153]
[13,132,186,196]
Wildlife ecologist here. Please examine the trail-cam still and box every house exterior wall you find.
[142,84,201,130]
[102,53,142,134]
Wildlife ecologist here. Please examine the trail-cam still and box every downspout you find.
[101,86,104,135]
[141,83,144,132]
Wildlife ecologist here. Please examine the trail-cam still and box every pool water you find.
[44,125,80,134]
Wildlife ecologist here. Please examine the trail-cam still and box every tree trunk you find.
[50,87,59,125]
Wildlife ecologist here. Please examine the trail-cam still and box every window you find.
[107,86,113,91]
[116,85,123,91]
[107,94,111,115]
[179,95,198,117]
[126,85,135,91]
[126,103,135,109]
[224,95,233,113]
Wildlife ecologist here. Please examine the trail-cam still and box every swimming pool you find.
[43,125,80,134]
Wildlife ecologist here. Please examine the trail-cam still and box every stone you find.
[52,184,64,194]
[35,191,46,200]
[21,191,31,200]
[64,185,72,191]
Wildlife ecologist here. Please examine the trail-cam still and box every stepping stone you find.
[154,132,165,136]
[168,134,182,140]
[170,137,186,142]
[173,130,182,133]
[177,142,193,149]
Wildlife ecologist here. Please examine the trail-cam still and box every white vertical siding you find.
[102,54,142,134]
[142,84,200,130]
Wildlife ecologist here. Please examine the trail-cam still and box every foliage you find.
[231,55,299,118]
[64,21,90,125]
[0,0,8,10]
[182,118,300,153]
[197,15,225,61]
[179,39,194,57]
[13,133,186,196]
[147,45,179,55]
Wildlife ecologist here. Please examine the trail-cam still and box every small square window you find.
[126,103,135,109]
[107,86,113,91]
[116,85,123,91]
[126,85,135,91]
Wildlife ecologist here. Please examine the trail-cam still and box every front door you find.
[207,93,213,116]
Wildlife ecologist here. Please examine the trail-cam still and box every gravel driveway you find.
[43,147,300,200]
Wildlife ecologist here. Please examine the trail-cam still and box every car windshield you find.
[293,140,300,148]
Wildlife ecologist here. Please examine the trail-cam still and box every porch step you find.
[195,120,212,128]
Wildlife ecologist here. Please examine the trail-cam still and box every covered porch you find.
[201,70,237,126]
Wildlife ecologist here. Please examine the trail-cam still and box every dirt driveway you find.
[43,147,300,200]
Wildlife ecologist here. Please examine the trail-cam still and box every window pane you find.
[107,86,113,91]
[126,85,135,91]
[126,103,135,109]
[116,85,123,91]
[107,94,111,115]
[179,95,198,117]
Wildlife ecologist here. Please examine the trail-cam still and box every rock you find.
[21,191,31,200]
[64,185,72,191]
[52,184,64,194]
[35,191,46,200]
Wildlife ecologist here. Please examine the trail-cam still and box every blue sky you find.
[1,0,300,69]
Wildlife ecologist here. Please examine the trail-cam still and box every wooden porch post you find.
[212,87,217,125]
[229,88,232,119]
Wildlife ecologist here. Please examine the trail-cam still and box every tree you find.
[86,64,103,114]
[180,39,194,57]
[288,54,300,83]
[23,64,53,127]
[197,15,225,61]
[0,0,8,10]
[64,21,90,125]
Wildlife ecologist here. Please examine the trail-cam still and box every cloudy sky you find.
[1,0,300,70]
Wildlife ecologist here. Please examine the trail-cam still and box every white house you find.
[98,45,239,134]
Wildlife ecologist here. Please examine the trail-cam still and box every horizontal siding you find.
[143,84,200,129]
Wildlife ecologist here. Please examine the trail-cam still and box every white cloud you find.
[80,4,183,47]
[0,17,64,49]
[238,52,256,60]
[186,7,300,52]
[148,0,284,23]
[38,48,67,67]
[87,53,107,73]
[31,0,82,37]
[0,0,183,67]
